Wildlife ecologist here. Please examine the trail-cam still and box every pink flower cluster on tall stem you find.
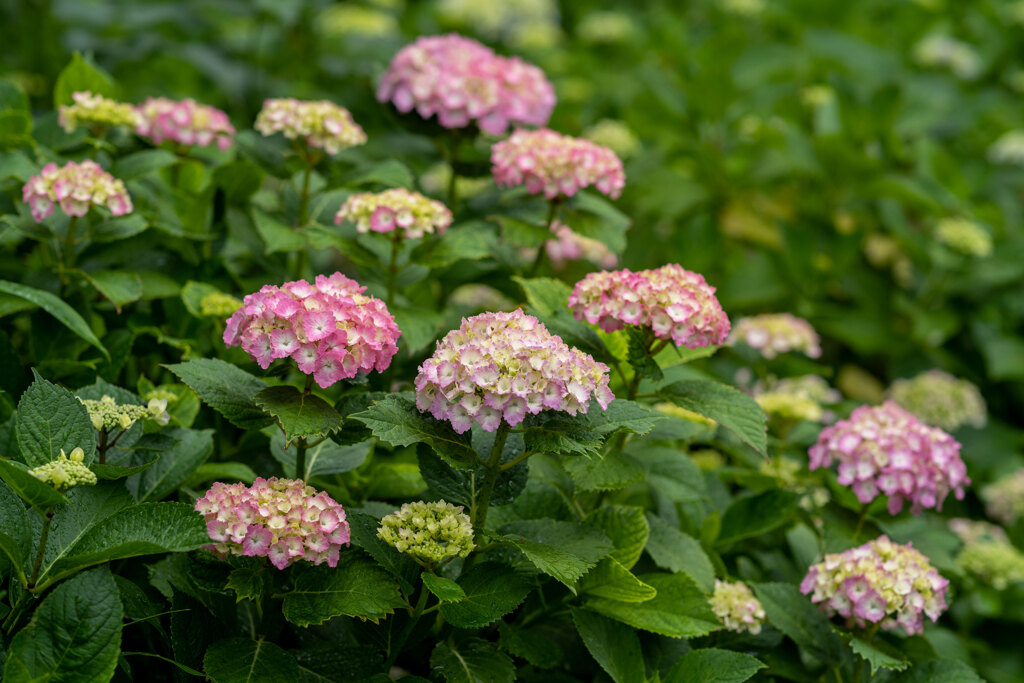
[800,535,949,635]
[223,273,401,388]
[569,265,730,349]
[377,34,555,136]
[136,97,235,150]
[195,477,350,569]
[22,160,132,222]
[491,128,626,199]
[415,309,613,433]
[255,98,367,155]
[808,401,969,515]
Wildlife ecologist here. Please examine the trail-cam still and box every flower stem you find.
[471,422,511,540]
[297,159,313,228]
[385,581,431,670]
[294,438,308,482]
[63,215,79,273]
[853,504,869,542]
[28,506,56,589]
[386,233,402,307]
[527,199,560,277]
[446,131,461,207]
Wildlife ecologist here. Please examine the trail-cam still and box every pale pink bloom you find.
[22,160,132,222]
[254,98,366,154]
[136,97,235,150]
[492,129,625,200]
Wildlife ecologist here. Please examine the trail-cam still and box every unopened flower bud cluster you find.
[982,469,1024,525]
[887,369,986,432]
[710,579,766,634]
[754,375,841,424]
[950,519,1024,590]
[492,128,625,200]
[58,91,141,133]
[415,309,614,433]
[935,218,993,258]
[195,477,350,570]
[29,448,97,492]
[78,394,169,431]
[377,500,475,563]
[135,97,235,150]
[199,291,243,318]
[335,188,452,239]
[809,401,969,515]
[255,98,367,155]
[729,313,822,359]
[569,264,730,349]
[23,160,132,223]
[800,536,949,635]
[545,220,618,269]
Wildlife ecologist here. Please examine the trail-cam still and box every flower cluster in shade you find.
[491,128,625,200]
[335,188,452,239]
[545,220,618,269]
[135,97,235,150]
[377,500,475,563]
[935,218,992,258]
[414,309,613,433]
[982,469,1024,526]
[254,98,367,155]
[569,265,730,349]
[199,291,242,318]
[887,369,986,432]
[728,313,822,359]
[949,519,1024,590]
[195,477,350,570]
[988,130,1024,166]
[710,580,766,635]
[913,34,983,81]
[808,401,969,515]
[79,394,170,431]
[23,160,132,223]
[754,375,841,423]
[29,448,96,492]
[223,273,401,389]
[58,91,141,133]
[377,34,555,136]
[800,536,949,635]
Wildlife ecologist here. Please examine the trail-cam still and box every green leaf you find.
[112,149,180,180]
[513,276,572,316]
[586,572,719,638]
[567,191,631,253]
[83,269,143,312]
[0,458,69,514]
[183,462,258,489]
[16,371,96,467]
[391,306,444,355]
[165,359,273,430]
[564,450,645,492]
[586,505,649,570]
[430,638,515,683]
[659,380,767,455]
[269,431,369,480]
[631,445,705,503]
[345,159,414,189]
[627,328,663,382]
[422,572,466,603]
[0,479,31,584]
[493,215,550,248]
[301,227,380,268]
[577,558,657,602]
[204,638,302,683]
[53,52,116,107]
[227,566,271,604]
[3,568,122,683]
[589,399,664,438]
[351,393,476,465]
[894,660,984,682]
[125,427,214,502]
[253,385,343,445]
[497,622,562,669]
[89,214,149,243]
[282,550,406,627]
[410,223,498,268]
[753,583,844,665]
[499,518,613,590]
[293,647,385,683]
[347,511,419,597]
[0,280,107,357]
[418,446,527,512]
[849,637,909,673]
[663,648,766,683]
[571,608,646,683]
[513,276,613,362]
[521,412,605,458]
[90,459,156,480]
[252,208,306,254]
[439,562,532,629]
[717,490,800,547]
[644,514,715,593]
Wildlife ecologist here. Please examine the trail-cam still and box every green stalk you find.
[28,506,55,589]
[386,232,402,307]
[527,199,560,277]
[297,159,313,228]
[62,215,79,273]
[470,422,511,540]
[385,582,431,670]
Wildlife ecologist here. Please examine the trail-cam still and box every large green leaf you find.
[0,280,107,357]
[753,583,844,665]
[0,479,31,584]
[254,385,343,445]
[421,572,466,603]
[252,209,306,254]
[281,550,406,626]
[165,359,273,430]
[269,431,369,480]
[83,269,143,312]
[439,562,532,629]
[0,458,69,514]
[429,638,515,683]
[571,608,646,683]
[204,638,302,683]
[350,393,476,465]
[586,572,719,638]
[587,505,649,569]
[347,511,419,597]
[53,52,116,106]
[663,648,766,683]
[496,622,562,669]
[410,223,498,267]
[521,412,605,458]
[644,514,715,593]
[3,567,122,683]
[717,490,800,547]
[125,427,214,502]
[111,149,179,180]
[631,445,705,503]
[894,660,984,682]
[418,446,527,512]
[849,637,909,674]
[577,558,657,602]
[499,518,613,590]
[16,372,97,467]
[659,380,766,455]
[564,450,645,492]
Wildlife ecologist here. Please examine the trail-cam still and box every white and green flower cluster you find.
[950,519,1024,590]
[934,218,992,258]
[29,447,97,492]
[982,469,1024,526]
[710,579,766,634]
[78,394,170,431]
[377,500,475,564]
[887,369,986,431]
[755,375,841,423]
[58,91,141,133]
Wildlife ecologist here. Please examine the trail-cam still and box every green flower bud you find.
[377,500,475,564]
[29,448,97,492]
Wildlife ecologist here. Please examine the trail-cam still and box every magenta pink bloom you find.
[22,160,133,223]
[415,309,614,433]
[377,34,555,136]
[800,536,949,635]
[136,97,235,150]
[808,401,969,515]
[195,477,350,569]
[224,273,401,388]
[569,264,730,349]
[491,128,626,200]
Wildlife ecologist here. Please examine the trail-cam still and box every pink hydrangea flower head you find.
[195,477,349,569]
[136,97,235,150]
[568,264,730,349]
[728,313,822,359]
[335,188,452,239]
[545,220,618,269]
[58,91,141,133]
[254,98,367,155]
[22,160,133,223]
[710,579,767,634]
[800,535,949,635]
[223,273,401,388]
[808,401,969,515]
[414,309,614,433]
[377,34,555,136]
[491,128,626,200]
